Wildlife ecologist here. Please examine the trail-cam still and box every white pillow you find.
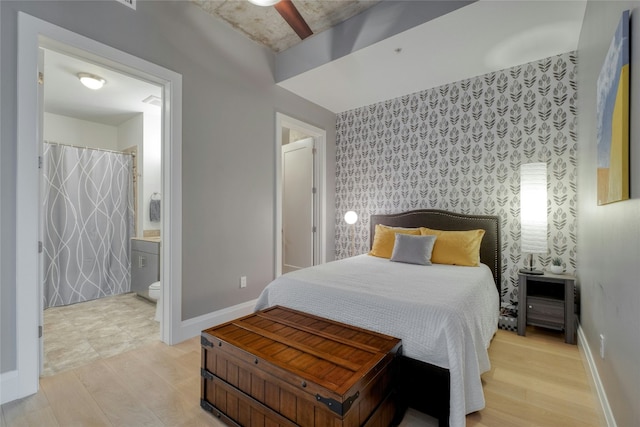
[390,234,437,266]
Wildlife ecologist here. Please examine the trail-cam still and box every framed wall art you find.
[596,9,630,205]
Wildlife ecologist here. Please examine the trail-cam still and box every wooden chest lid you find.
[202,306,402,400]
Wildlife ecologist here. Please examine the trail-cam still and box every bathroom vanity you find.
[131,237,160,300]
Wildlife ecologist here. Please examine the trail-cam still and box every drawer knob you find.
[301,381,307,388]
[218,341,222,347]
[254,358,259,364]
[528,305,533,309]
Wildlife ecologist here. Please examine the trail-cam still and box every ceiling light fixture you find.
[247,0,280,6]
[77,73,106,90]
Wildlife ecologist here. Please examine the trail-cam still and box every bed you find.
[255,209,501,427]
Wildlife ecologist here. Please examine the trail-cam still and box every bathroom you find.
[41,48,163,375]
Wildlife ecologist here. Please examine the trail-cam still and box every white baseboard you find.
[175,299,257,343]
[577,325,617,427]
[0,369,20,405]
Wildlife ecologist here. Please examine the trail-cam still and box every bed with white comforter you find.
[255,254,499,427]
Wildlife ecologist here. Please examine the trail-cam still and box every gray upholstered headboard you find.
[370,209,502,296]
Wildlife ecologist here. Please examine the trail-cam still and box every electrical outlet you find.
[240,276,247,289]
[599,334,605,359]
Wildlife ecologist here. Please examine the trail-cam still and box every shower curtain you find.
[43,142,134,308]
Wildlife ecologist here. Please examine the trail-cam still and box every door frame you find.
[14,12,182,402]
[282,137,315,273]
[275,113,326,277]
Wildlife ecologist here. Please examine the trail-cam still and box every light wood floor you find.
[466,327,604,427]
[1,327,604,426]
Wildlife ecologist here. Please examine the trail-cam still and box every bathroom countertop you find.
[132,236,161,243]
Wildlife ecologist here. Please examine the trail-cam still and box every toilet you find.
[148,281,162,322]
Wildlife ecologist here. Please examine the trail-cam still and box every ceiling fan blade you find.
[274,0,313,40]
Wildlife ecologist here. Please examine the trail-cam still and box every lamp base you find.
[519,268,544,275]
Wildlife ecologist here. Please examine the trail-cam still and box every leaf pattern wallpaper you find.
[335,52,578,308]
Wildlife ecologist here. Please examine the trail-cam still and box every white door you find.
[282,138,315,273]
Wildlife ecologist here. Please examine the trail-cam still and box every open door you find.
[274,113,326,279]
[282,138,315,273]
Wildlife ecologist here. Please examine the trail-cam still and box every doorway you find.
[275,113,327,277]
[282,137,315,273]
[15,12,183,402]
[40,47,163,375]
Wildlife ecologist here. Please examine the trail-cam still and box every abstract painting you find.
[597,10,630,205]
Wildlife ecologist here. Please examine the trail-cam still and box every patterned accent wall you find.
[335,52,578,307]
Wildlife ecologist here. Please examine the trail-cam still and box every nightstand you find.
[517,272,576,344]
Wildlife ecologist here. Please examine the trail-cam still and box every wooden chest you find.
[201,306,402,427]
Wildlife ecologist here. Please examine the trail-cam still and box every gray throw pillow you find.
[390,233,437,265]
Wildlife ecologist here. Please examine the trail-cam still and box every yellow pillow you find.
[420,228,485,267]
[369,224,422,259]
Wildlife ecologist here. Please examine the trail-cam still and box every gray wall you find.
[577,2,640,426]
[0,0,336,373]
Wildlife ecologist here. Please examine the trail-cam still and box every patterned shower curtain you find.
[43,142,134,308]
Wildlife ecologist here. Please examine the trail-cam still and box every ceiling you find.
[44,49,161,127]
[43,1,587,124]
[195,0,587,113]
[192,0,381,52]
[277,0,587,112]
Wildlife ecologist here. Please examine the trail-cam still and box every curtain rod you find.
[44,140,135,157]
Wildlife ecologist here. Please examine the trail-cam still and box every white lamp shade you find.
[344,211,358,225]
[520,162,548,253]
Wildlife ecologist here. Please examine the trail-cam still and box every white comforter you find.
[255,254,499,427]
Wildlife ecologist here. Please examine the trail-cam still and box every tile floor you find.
[42,292,160,376]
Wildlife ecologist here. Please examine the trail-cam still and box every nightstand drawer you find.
[527,297,564,327]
